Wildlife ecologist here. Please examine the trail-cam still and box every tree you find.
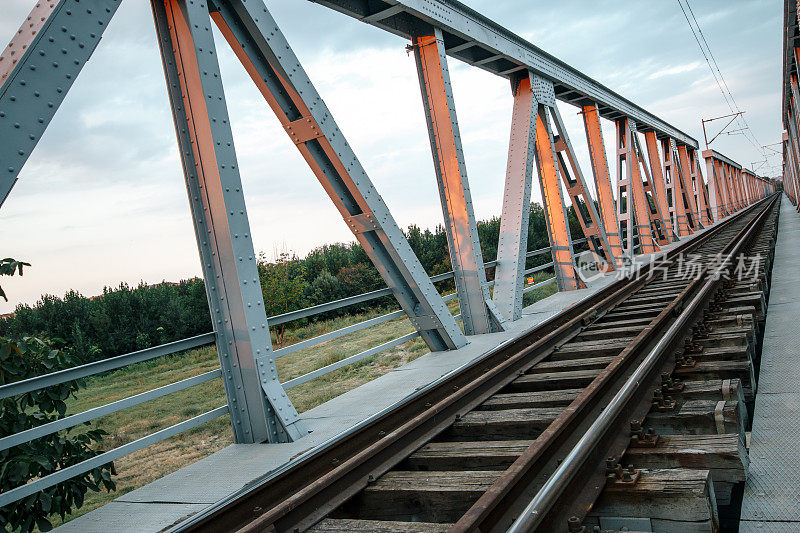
[0,261,115,532]
[259,252,308,346]
[0,337,115,532]
[0,258,29,302]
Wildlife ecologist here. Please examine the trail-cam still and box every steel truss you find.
[3,0,755,449]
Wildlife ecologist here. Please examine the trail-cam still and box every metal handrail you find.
[0,240,575,507]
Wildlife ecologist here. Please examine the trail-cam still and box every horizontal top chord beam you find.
[701,148,743,169]
[313,0,699,148]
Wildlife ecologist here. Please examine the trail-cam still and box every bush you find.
[0,336,114,532]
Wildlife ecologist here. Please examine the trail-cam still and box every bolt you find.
[567,516,584,533]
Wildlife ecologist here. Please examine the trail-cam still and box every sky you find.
[0,0,782,312]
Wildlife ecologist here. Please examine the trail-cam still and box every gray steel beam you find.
[210,0,467,350]
[411,27,504,334]
[151,0,305,444]
[312,0,699,148]
[493,73,536,321]
[704,149,742,170]
[0,0,122,206]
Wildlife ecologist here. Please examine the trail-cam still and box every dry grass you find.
[50,275,555,526]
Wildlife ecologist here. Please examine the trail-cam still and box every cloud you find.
[0,0,782,312]
[648,61,704,80]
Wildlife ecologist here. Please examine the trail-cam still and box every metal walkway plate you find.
[741,198,800,531]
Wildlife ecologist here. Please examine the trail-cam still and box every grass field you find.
[50,274,558,526]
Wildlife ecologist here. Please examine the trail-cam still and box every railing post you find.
[531,76,582,291]
[582,104,623,263]
[209,1,467,351]
[151,0,305,443]
[494,73,536,321]
[616,119,658,254]
[0,0,122,207]
[643,132,678,240]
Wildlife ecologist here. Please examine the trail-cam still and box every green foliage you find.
[259,253,308,345]
[0,279,211,365]
[0,337,115,532]
[0,258,30,302]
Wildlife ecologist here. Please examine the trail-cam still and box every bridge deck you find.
[54,235,708,532]
[740,197,800,532]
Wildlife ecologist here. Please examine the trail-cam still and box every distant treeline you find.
[0,203,583,362]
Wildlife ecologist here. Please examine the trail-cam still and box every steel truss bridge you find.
[0,0,783,531]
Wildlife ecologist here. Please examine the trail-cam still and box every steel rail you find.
[171,199,762,532]
[507,194,777,531]
[451,195,775,532]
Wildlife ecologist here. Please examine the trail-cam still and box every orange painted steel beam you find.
[616,119,659,254]
[551,108,614,267]
[660,139,683,236]
[633,133,670,245]
[412,28,505,334]
[643,132,678,240]
[785,111,800,206]
[787,76,800,208]
[722,162,739,214]
[702,150,729,221]
[718,160,734,216]
[785,135,799,205]
[209,6,467,351]
[735,168,746,208]
[582,104,623,263]
[676,144,701,231]
[153,0,306,442]
[535,104,583,290]
[691,149,713,224]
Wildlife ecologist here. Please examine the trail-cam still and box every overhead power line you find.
[676,0,769,160]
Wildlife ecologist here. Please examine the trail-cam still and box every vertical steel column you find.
[644,132,678,240]
[0,0,122,206]
[550,104,614,265]
[785,109,800,206]
[733,168,744,211]
[582,104,623,263]
[633,133,670,245]
[661,139,681,236]
[210,1,467,350]
[494,73,536,321]
[151,0,305,443]
[615,119,658,254]
[691,150,713,224]
[785,134,799,204]
[702,151,725,221]
[531,77,582,290]
[718,160,733,216]
[412,27,504,334]
[675,144,700,230]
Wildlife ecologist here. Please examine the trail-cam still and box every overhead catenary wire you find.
[677,0,773,167]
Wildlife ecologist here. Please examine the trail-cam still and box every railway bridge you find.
[0,0,796,531]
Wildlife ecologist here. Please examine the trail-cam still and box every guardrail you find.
[0,239,586,507]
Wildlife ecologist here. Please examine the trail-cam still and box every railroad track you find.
[175,194,780,533]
